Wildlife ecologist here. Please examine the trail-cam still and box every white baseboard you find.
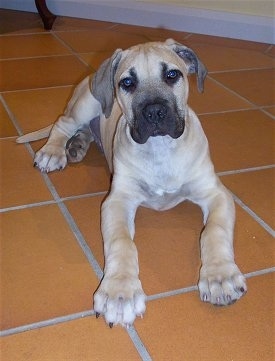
[1,0,274,44]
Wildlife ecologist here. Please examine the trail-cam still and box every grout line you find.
[0,191,108,213]
[197,106,275,120]
[197,107,257,116]
[209,66,275,74]
[0,53,83,62]
[0,94,24,136]
[37,170,104,279]
[245,267,275,279]
[56,200,103,279]
[183,33,193,40]
[207,75,261,109]
[51,32,94,70]
[31,157,104,278]
[0,135,20,140]
[217,164,275,177]
[126,327,153,361]
[6,164,274,216]
[104,23,120,30]
[51,29,96,34]
[146,267,275,303]
[260,107,275,120]
[52,28,117,34]
[0,31,53,37]
[232,193,275,237]
[3,96,104,279]
[264,44,273,54]
[1,31,96,71]
[205,75,275,121]
[199,101,275,122]
[0,310,95,337]
[0,200,56,213]
[0,314,152,360]
[0,310,153,360]
[207,74,275,121]
[0,84,73,94]
[2,267,274,338]
[61,191,108,202]
[146,285,198,302]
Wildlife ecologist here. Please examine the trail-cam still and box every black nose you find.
[142,103,167,123]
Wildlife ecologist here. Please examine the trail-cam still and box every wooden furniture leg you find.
[35,0,56,30]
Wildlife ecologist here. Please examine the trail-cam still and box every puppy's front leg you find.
[34,115,77,172]
[198,184,247,306]
[94,193,146,328]
[34,77,101,172]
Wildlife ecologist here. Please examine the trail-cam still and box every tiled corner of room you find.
[0,9,274,361]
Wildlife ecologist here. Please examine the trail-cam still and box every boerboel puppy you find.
[17,39,247,327]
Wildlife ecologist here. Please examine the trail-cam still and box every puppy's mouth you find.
[130,101,185,144]
[130,120,184,144]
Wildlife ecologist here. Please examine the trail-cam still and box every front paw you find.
[198,262,247,306]
[34,144,67,172]
[93,275,146,328]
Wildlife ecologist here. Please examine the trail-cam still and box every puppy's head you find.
[91,39,207,144]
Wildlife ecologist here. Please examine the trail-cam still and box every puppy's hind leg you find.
[65,114,103,163]
[65,124,94,163]
[34,77,102,172]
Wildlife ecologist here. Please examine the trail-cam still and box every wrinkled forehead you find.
[116,43,186,82]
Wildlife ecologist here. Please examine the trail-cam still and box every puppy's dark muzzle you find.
[131,99,185,144]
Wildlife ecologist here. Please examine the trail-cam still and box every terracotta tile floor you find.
[0,9,274,361]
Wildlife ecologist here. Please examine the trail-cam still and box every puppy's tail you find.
[16,125,53,143]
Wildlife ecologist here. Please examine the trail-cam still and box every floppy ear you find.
[90,49,122,118]
[166,39,208,93]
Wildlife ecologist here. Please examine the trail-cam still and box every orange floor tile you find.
[0,9,274,361]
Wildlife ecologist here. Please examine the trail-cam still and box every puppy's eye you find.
[167,70,178,79]
[165,69,182,85]
[123,78,133,87]
[119,77,135,91]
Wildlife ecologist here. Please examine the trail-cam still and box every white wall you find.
[141,0,275,18]
[0,0,274,44]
